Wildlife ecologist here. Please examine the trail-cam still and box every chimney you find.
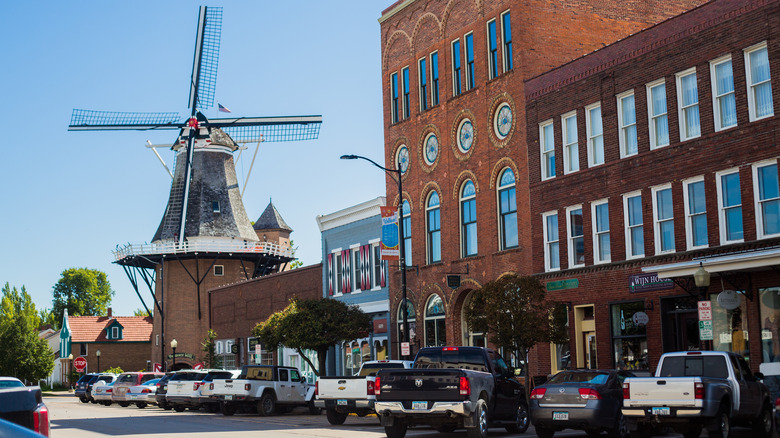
[107,307,112,318]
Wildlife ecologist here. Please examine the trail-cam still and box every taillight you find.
[367,380,375,396]
[209,383,214,390]
[530,388,546,399]
[459,376,470,396]
[623,382,630,399]
[107,388,112,393]
[34,405,49,437]
[244,383,251,391]
[142,388,152,393]
[443,347,459,351]
[694,382,704,399]
[579,388,602,400]
[193,382,201,391]
[374,377,381,396]
[775,397,780,410]
[314,381,319,396]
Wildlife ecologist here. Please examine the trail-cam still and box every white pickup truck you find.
[210,365,320,416]
[316,359,413,425]
[622,351,772,438]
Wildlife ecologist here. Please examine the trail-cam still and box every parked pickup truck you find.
[622,351,772,438]
[210,365,320,416]
[375,346,528,438]
[0,386,49,437]
[316,359,413,425]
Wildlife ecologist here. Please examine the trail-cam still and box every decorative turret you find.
[253,200,292,255]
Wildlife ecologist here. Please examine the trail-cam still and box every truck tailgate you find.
[318,377,367,400]
[378,369,464,403]
[211,380,251,398]
[625,377,700,407]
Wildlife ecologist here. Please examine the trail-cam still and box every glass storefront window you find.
[760,287,780,362]
[709,291,749,359]
[611,301,649,371]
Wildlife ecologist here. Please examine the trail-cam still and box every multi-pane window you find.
[427,191,441,263]
[711,57,737,131]
[543,211,560,271]
[592,200,610,263]
[624,192,644,258]
[498,168,518,250]
[419,57,428,111]
[461,181,478,257]
[452,39,462,96]
[617,91,638,157]
[540,120,555,180]
[402,67,410,119]
[647,80,669,149]
[352,247,361,291]
[684,177,708,249]
[677,69,701,140]
[431,52,440,106]
[402,200,412,266]
[488,20,498,80]
[390,72,399,124]
[465,33,475,91]
[586,103,604,166]
[717,169,743,243]
[653,185,675,253]
[562,112,579,174]
[753,161,780,238]
[567,206,584,267]
[745,42,774,121]
[501,11,512,72]
[425,295,446,347]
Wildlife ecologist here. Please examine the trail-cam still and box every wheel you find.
[173,405,185,412]
[220,402,235,416]
[384,418,407,438]
[118,402,130,407]
[608,412,628,438]
[536,425,555,438]
[136,402,147,409]
[79,397,89,403]
[467,399,489,438]
[307,401,322,415]
[90,399,98,404]
[102,401,112,406]
[326,407,348,425]
[506,401,530,433]
[163,404,173,411]
[257,392,275,416]
[708,405,730,438]
[751,403,773,438]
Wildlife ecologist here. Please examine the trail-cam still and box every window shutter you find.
[342,249,350,293]
[361,245,368,290]
[380,259,387,288]
[327,253,333,296]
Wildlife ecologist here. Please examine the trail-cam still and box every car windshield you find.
[204,372,234,381]
[172,372,204,381]
[659,355,729,378]
[547,372,609,384]
[117,374,138,384]
[358,363,407,377]
[0,380,24,388]
[414,349,488,372]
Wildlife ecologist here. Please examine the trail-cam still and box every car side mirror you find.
[755,372,765,380]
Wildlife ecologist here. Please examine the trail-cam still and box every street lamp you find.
[340,154,410,359]
[95,350,101,373]
[68,354,73,388]
[170,339,178,370]
[693,263,711,350]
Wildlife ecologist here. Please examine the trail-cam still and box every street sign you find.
[699,320,714,341]
[153,363,162,372]
[74,356,87,372]
[401,342,410,357]
[697,301,712,321]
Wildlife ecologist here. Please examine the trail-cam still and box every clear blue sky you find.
[0,2,388,315]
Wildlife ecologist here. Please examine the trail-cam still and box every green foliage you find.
[201,329,222,369]
[133,308,153,317]
[0,283,55,383]
[254,298,372,376]
[39,308,59,330]
[51,268,114,323]
[104,366,123,374]
[289,240,303,269]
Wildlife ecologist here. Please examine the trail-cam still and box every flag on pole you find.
[218,103,232,113]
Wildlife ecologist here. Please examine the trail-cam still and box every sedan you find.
[0,377,24,389]
[127,378,161,409]
[92,381,115,406]
[530,369,635,438]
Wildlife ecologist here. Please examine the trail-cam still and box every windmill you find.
[69,6,321,370]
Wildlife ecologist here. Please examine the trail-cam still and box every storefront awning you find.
[642,246,780,278]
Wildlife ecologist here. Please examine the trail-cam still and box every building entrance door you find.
[585,332,597,368]
[661,296,699,352]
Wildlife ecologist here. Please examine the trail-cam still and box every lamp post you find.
[693,263,711,350]
[170,339,178,371]
[68,354,73,388]
[340,154,410,360]
[96,350,101,373]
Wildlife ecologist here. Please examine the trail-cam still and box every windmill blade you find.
[188,6,222,112]
[68,109,184,131]
[211,115,322,143]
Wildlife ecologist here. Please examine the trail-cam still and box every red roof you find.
[69,316,153,343]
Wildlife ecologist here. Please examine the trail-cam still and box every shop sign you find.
[546,279,579,291]
[629,273,674,293]
[632,311,649,326]
[699,320,713,341]
[717,290,742,310]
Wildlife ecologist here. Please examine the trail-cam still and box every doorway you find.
[661,296,699,352]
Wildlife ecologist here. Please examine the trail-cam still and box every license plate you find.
[337,399,347,406]
[225,395,233,401]
[553,411,569,420]
[652,407,670,416]
[412,401,427,410]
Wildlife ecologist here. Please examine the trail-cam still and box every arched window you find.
[498,168,518,249]
[397,299,417,349]
[460,180,478,256]
[402,200,412,267]
[426,191,441,263]
[425,294,447,347]
[461,291,485,347]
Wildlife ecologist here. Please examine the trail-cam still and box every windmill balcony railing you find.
[113,239,293,261]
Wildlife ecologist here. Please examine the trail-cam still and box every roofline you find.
[316,197,386,232]
[208,262,323,293]
[379,0,416,24]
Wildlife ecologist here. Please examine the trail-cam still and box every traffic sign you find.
[74,356,87,372]
[699,320,714,341]
[401,342,410,357]
[697,301,712,321]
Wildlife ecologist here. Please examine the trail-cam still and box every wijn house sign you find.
[629,273,674,293]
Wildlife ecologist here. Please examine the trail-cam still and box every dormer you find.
[106,319,124,340]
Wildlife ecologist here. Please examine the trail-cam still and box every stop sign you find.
[74,356,87,372]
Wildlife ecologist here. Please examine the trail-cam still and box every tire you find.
[467,399,489,438]
[326,407,348,425]
[136,402,147,409]
[608,412,628,438]
[708,405,731,438]
[308,401,322,415]
[90,399,98,404]
[752,403,773,438]
[384,418,408,438]
[257,392,275,416]
[173,405,185,412]
[220,402,235,416]
[79,397,89,403]
[506,401,530,433]
[118,402,130,407]
[536,425,555,438]
[102,401,112,406]
[163,404,173,411]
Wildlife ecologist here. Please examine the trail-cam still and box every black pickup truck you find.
[374,346,528,438]
[0,386,49,437]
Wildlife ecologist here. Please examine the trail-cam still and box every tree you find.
[0,283,55,383]
[134,308,153,317]
[464,274,568,394]
[201,329,222,369]
[289,240,303,269]
[51,268,114,323]
[254,298,372,376]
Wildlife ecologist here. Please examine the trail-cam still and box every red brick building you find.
[379,0,706,368]
[526,0,779,374]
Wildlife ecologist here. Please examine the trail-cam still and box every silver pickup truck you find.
[622,351,772,438]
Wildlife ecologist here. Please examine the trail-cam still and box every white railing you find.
[113,239,293,261]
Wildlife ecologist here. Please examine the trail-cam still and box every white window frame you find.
[566,205,584,268]
[710,55,737,131]
[745,41,774,121]
[616,90,638,158]
[561,111,579,174]
[591,199,610,264]
[112,326,119,339]
[370,239,382,289]
[683,176,709,250]
[350,244,362,293]
[214,265,224,276]
[646,79,669,149]
[623,191,644,259]
[332,248,343,296]
[716,167,744,244]
[543,211,560,272]
[752,159,780,239]
[540,119,555,180]
[651,183,675,254]
[585,102,604,167]
[676,67,701,141]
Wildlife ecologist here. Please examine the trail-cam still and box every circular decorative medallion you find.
[396,145,409,174]
[424,134,439,165]
[495,103,513,138]
[458,119,474,152]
